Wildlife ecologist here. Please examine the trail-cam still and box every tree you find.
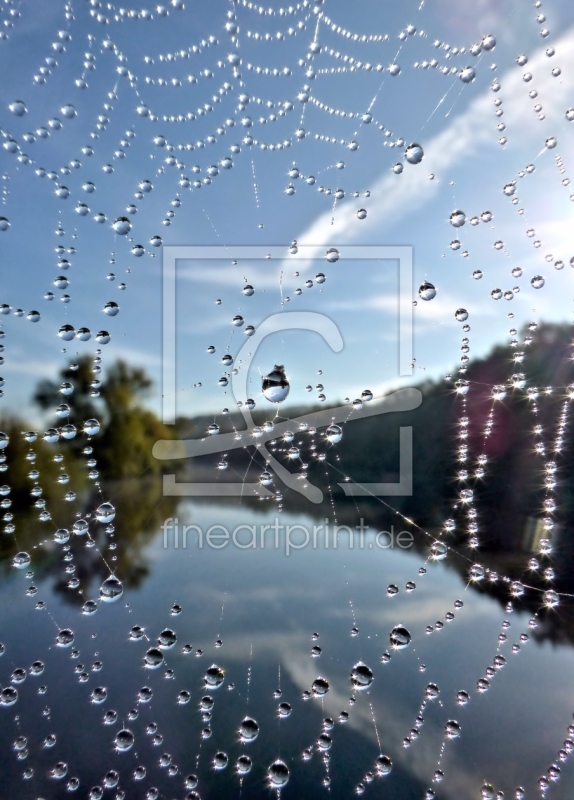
[34,356,175,480]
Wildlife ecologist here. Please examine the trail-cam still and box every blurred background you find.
[1,0,574,798]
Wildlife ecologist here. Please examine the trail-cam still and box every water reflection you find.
[2,327,574,797]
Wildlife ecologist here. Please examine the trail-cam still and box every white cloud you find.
[287,27,574,263]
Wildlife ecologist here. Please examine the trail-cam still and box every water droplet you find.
[54,529,70,544]
[405,143,424,164]
[326,424,342,443]
[419,281,436,301]
[312,677,329,696]
[268,759,289,788]
[213,751,229,770]
[100,576,123,603]
[237,755,252,774]
[262,365,290,403]
[144,648,164,669]
[544,589,559,608]
[114,729,134,752]
[84,419,101,435]
[204,664,225,688]
[83,600,98,615]
[13,551,31,569]
[350,662,374,690]
[375,755,392,776]
[390,625,411,649]
[460,66,476,83]
[58,324,75,341]
[450,210,466,228]
[1,687,18,706]
[103,301,119,316]
[445,719,461,738]
[158,628,177,648]
[96,502,115,523]
[239,717,259,742]
[56,629,75,647]
[76,328,92,342]
[9,100,27,116]
[481,34,496,50]
[61,103,76,119]
[112,217,131,235]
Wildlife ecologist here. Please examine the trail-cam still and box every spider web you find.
[0,1,574,799]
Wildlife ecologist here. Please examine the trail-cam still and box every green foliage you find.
[34,356,176,480]
[0,416,85,512]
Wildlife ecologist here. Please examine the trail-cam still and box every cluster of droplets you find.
[2,1,574,798]
[534,711,574,795]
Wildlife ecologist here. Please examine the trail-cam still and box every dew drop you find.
[419,281,436,301]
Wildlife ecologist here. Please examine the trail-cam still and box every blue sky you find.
[0,0,573,426]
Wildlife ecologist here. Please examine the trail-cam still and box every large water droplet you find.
[239,717,259,742]
[96,502,115,523]
[460,66,476,83]
[450,210,466,228]
[326,424,342,443]
[389,625,411,649]
[103,301,119,316]
[312,677,329,696]
[58,324,75,341]
[268,760,289,788]
[114,729,134,752]
[405,143,424,164]
[375,755,392,776]
[9,100,27,116]
[262,365,290,403]
[13,551,31,569]
[350,662,374,690]
[112,217,131,235]
[144,648,164,669]
[419,281,436,300]
[204,664,225,689]
[100,576,123,603]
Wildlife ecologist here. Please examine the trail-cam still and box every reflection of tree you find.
[0,416,89,566]
[176,323,574,646]
[49,477,179,606]
[0,357,181,603]
[4,330,574,640]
